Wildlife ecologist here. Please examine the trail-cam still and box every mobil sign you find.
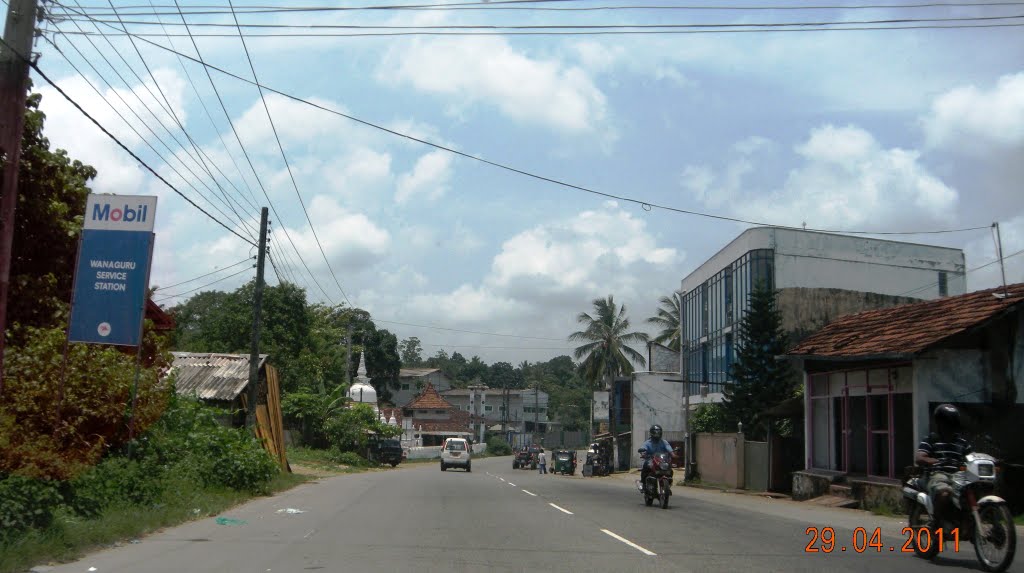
[69,194,157,346]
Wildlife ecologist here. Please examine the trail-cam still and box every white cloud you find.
[280,195,391,271]
[395,150,453,205]
[378,37,608,134]
[234,93,355,153]
[689,125,959,231]
[923,72,1024,152]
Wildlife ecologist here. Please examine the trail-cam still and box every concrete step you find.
[829,484,853,498]
[807,494,861,510]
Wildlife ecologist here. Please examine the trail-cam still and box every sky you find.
[28,0,1024,365]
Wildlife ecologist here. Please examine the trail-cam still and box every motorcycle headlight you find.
[978,463,994,477]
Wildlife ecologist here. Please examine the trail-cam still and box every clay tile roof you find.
[787,283,1024,359]
[404,383,455,410]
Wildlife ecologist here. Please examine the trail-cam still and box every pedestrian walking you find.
[538,450,547,474]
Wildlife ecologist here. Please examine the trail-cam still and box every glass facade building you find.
[680,248,774,396]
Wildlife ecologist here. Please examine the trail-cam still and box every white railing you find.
[405,446,442,459]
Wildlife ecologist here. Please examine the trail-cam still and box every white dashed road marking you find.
[548,503,574,515]
[508,483,516,487]
[522,490,537,497]
[601,529,657,556]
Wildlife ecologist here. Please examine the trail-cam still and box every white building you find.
[441,386,550,434]
[390,368,453,407]
[678,226,966,405]
[630,342,685,469]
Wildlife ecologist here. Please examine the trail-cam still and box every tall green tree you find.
[398,337,423,366]
[722,282,795,441]
[7,90,95,335]
[646,294,681,351]
[569,295,648,390]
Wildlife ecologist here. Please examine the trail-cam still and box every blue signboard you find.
[68,195,157,347]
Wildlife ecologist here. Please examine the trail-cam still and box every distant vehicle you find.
[370,438,404,468]
[513,446,535,470]
[441,438,471,472]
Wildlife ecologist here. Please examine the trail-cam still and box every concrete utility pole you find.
[245,207,268,429]
[0,0,39,395]
[534,383,539,439]
[993,222,1009,298]
[678,291,691,481]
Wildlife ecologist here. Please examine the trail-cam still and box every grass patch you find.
[870,502,901,517]
[0,470,310,573]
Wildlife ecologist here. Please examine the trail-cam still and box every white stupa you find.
[347,354,378,413]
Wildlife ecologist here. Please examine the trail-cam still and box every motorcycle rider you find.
[640,425,673,492]
[915,404,973,527]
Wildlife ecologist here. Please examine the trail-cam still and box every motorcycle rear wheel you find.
[660,485,670,509]
[974,503,1017,573]
[644,494,654,507]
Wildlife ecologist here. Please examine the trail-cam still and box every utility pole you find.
[993,222,1009,298]
[678,291,691,481]
[0,0,40,395]
[607,358,617,473]
[533,382,539,439]
[245,207,268,429]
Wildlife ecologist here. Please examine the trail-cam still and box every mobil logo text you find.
[83,194,157,233]
[91,202,150,224]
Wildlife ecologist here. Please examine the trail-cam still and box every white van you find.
[440,438,471,472]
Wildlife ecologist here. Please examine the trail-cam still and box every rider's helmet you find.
[649,425,663,441]
[933,403,961,437]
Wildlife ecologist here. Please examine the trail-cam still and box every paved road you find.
[37,455,1021,573]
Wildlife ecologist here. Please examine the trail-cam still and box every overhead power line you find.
[226,0,354,307]
[60,1,1024,16]
[51,18,990,237]
[154,265,254,301]
[5,39,257,246]
[154,257,253,291]
[59,12,1024,29]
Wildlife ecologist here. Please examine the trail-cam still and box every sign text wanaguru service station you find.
[69,195,157,347]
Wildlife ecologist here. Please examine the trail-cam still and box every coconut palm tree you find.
[569,295,649,389]
[646,295,681,351]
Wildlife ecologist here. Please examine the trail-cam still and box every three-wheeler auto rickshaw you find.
[552,450,577,475]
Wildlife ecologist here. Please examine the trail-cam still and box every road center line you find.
[549,503,574,515]
[508,483,517,487]
[499,478,506,482]
[601,529,657,556]
[522,490,537,497]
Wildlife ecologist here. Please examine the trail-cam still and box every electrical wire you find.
[63,1,1024,16]
[94,0,261,237]
[48,17,994,237]
[45,22,259,240]
[226,0,354,307]
[895,246,1024,297]
[5,38,257,245]
[61,12,1024,29]
[154,265,254,301]
[153,257,252,291]
[162,0,339,305]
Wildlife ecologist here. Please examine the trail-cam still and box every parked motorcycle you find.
[636,449,673,509]
[903,452,1016,572]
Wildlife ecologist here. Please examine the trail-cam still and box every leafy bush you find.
[323,403,401,453]
[67,457,165,518]
[0,325,171,480]
[330,450,369,467]
[0,475,63,536]
[692,403,729,434]
[487,437,513,456]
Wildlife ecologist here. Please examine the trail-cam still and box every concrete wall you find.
[912,348,989,447]
[648,343,679,374]
[631,372,685,468]
[778,287,925,345]
[695,433,745,489]
[443,389,549,426]
[681,227,965,298]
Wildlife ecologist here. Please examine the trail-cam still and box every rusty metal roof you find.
[404,383,455,410]
[786,283,1024,360]
[169,352,268,401]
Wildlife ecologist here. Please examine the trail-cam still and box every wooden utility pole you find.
[0,0,39,395]
[993,222,1009,298]
[245,207,268,429]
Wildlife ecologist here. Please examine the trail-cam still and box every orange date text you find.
[804,526,961,554]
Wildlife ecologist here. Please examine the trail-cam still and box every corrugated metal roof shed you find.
[169,352,269,401]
